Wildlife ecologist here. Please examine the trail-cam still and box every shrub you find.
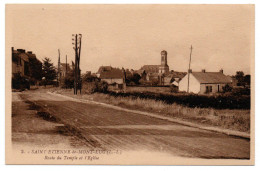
[232,87,250,96]
[222,84,233,93]
[82,81,108,94]
[95,81,108,93]
[170,85,178,93]
[12,73,30,90]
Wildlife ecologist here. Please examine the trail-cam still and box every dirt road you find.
[12,90,250,159]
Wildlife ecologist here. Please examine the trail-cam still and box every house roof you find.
[97,66,113,74]
[165,72,186,79]
[140,65,160,73]
[192,72,232,84]
[100,68,124,79]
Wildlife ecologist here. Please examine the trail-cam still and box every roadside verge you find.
[47,91,250,139]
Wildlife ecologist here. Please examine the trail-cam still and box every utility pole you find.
[187,45,193,93]
[78,34,82,94]
[72,34,82,95]
[58,49,61,86]
[65,54,67,89]
[66,54,67,77]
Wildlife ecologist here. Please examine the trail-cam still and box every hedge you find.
[106,91,250,109]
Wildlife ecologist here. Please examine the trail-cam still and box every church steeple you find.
[159,50,169,75]
[161,50,167,66]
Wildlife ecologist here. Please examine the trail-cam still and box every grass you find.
[52,88,250,133]
[125,86,171,94]
[91,93,250,132]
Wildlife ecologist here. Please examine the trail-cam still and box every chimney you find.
[11,47,14,51]
[27,51,32,54]
[202,69,206,73]
[220,69,223,74]
[188,69,192,73]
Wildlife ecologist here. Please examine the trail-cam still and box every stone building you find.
[12,47,42,88]
[12,48,30,78]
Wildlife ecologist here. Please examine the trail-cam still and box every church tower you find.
[161,50,168,66]
[159,50,169,74]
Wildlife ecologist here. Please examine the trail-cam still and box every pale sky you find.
[6,4,254,75]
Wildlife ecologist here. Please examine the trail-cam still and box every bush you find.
[170,85,178,93]
[95,81,108,93]
[232,87,250,96]
[12,73,30,90]
[222,84,233,93]
[82,81,108,94]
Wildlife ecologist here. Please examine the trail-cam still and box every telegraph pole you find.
[65,54,67,89]
[66,54,67,77]
[58,49,61,86]
[78,34,82,94]
[72,34,82,95]
[187,45,193,93]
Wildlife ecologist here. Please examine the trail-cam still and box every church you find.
[137,50,186,86]
[138,50,170,85]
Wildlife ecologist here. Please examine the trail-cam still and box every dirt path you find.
[12,92,91,150]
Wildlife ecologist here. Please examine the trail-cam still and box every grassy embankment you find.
[52,86,250,133]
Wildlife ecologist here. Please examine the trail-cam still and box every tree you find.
[42,57,57,85]
[29,57,42,85]
[235,71,245,87]
[132,73,141,85]
[244,75,250,87]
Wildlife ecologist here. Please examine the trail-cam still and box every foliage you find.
[170,84,178,93]
[231,87,250,96]
[42,57,57,86]
[234,71,250,87]
[82,73,100,82]
[60,67,75,88]
[29,57,42,85]
[222,84,233,93]
[95,81,109,93]
[90,93,250,132]
[82,80,108,94]
[106,91,250,109]
[126,73,141,85]
[12,72,30,90]
[235,71,245,86]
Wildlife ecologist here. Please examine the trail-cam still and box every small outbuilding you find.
[179,69,232,94]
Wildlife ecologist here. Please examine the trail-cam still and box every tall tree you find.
[29,57,42,84]
[42,57,57,85]
[235,71,245,87]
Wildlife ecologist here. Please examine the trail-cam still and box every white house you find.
[179,69,232,94]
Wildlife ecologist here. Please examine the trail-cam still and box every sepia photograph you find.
[5,4,255,165]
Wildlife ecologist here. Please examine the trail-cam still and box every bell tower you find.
[161,50,167,66]
[159,50,169,75]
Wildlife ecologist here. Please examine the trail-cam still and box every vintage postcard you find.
[5,4,255,165]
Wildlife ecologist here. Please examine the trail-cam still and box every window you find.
[206,86,212,93]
